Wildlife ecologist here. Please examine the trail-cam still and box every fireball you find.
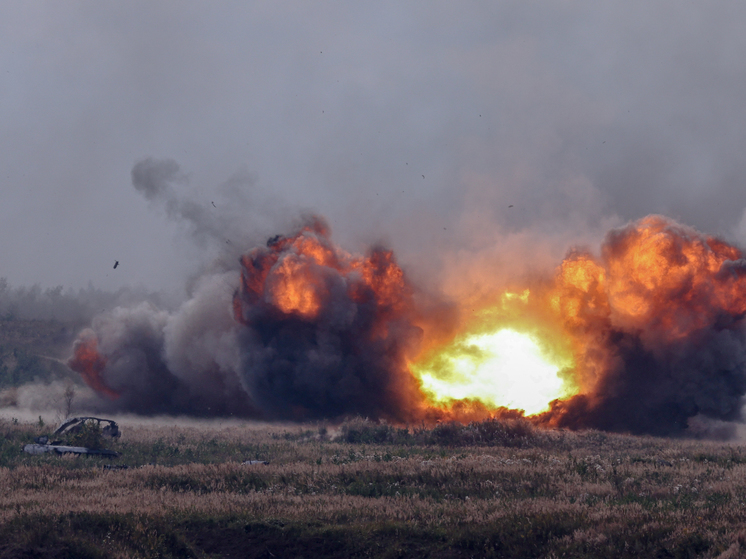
[411,292,577,415]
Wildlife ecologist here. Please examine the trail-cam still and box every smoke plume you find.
[69,167,426,420]
[231,217,424,420]
[66,161,746,435]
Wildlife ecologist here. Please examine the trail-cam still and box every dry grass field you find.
[3,416,746,558]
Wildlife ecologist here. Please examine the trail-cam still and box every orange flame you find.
[411,215,746,424]
[549,216,746,344]
[67,330,120,400]
[602,216,746,338]
[234,218,411,326]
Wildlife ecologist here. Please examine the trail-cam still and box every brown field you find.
[3,416,746,558]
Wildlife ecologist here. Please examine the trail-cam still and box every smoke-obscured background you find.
[4,2,746,433]
[3,1,746,298]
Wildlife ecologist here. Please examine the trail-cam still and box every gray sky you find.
[3,1,746,296]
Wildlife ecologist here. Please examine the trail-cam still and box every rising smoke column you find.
[541,215,746,435]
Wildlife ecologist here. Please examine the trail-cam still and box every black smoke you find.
[542,216,746,436]
[231,227,423,420]
[69,162,425,419]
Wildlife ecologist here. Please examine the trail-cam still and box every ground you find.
[1,415,746,558]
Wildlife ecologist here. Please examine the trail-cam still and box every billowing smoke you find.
[231,217,424,420]
[67,161,746,435]
[540,215,746,435]
[68,220,425,420]
[69,274,255,417]
[69,161,426,419]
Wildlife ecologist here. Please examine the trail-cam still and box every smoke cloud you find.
[541,216,746,435]
[69,176,427,420]
[231,217,424,420]
[7,3,746,293]
[71,180,746,436]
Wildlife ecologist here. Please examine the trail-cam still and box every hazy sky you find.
[3,1,746,295]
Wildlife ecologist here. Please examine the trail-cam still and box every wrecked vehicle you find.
[23,416,121,457]
[54,416,121,439]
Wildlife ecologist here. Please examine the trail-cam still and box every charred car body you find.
[23,417,121,457]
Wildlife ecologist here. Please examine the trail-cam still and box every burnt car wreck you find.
[23,417,121,457]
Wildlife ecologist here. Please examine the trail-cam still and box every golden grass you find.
[3,417,746,557]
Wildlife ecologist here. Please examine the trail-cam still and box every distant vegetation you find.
[0,278,170,397]
[3,416,746,557]
[0,318,78,394]
[0,277,169,324]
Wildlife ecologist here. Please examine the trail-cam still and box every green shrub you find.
[66,420,104,450]
[336,417,537,447]
[339,417,412,445]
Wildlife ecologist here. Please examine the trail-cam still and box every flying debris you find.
[113,261,119,269]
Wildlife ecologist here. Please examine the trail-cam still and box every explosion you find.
[68,211,746,436]
[414,328,571,415]
[67,331,119,400]
[410,289,576,416]
[539,215,746,434]
[230,216,424,420]
[69,216,425,421]
[413,215,746,434]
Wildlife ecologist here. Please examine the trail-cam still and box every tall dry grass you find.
[3,416,746,557]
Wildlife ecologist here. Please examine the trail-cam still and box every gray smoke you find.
[130,157,292,260]
[131,157,235,248]
[68,166,426,419]
[75,273,255,417]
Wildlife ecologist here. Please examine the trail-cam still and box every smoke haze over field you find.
[4,2,746,293]
[6,3,746,435]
